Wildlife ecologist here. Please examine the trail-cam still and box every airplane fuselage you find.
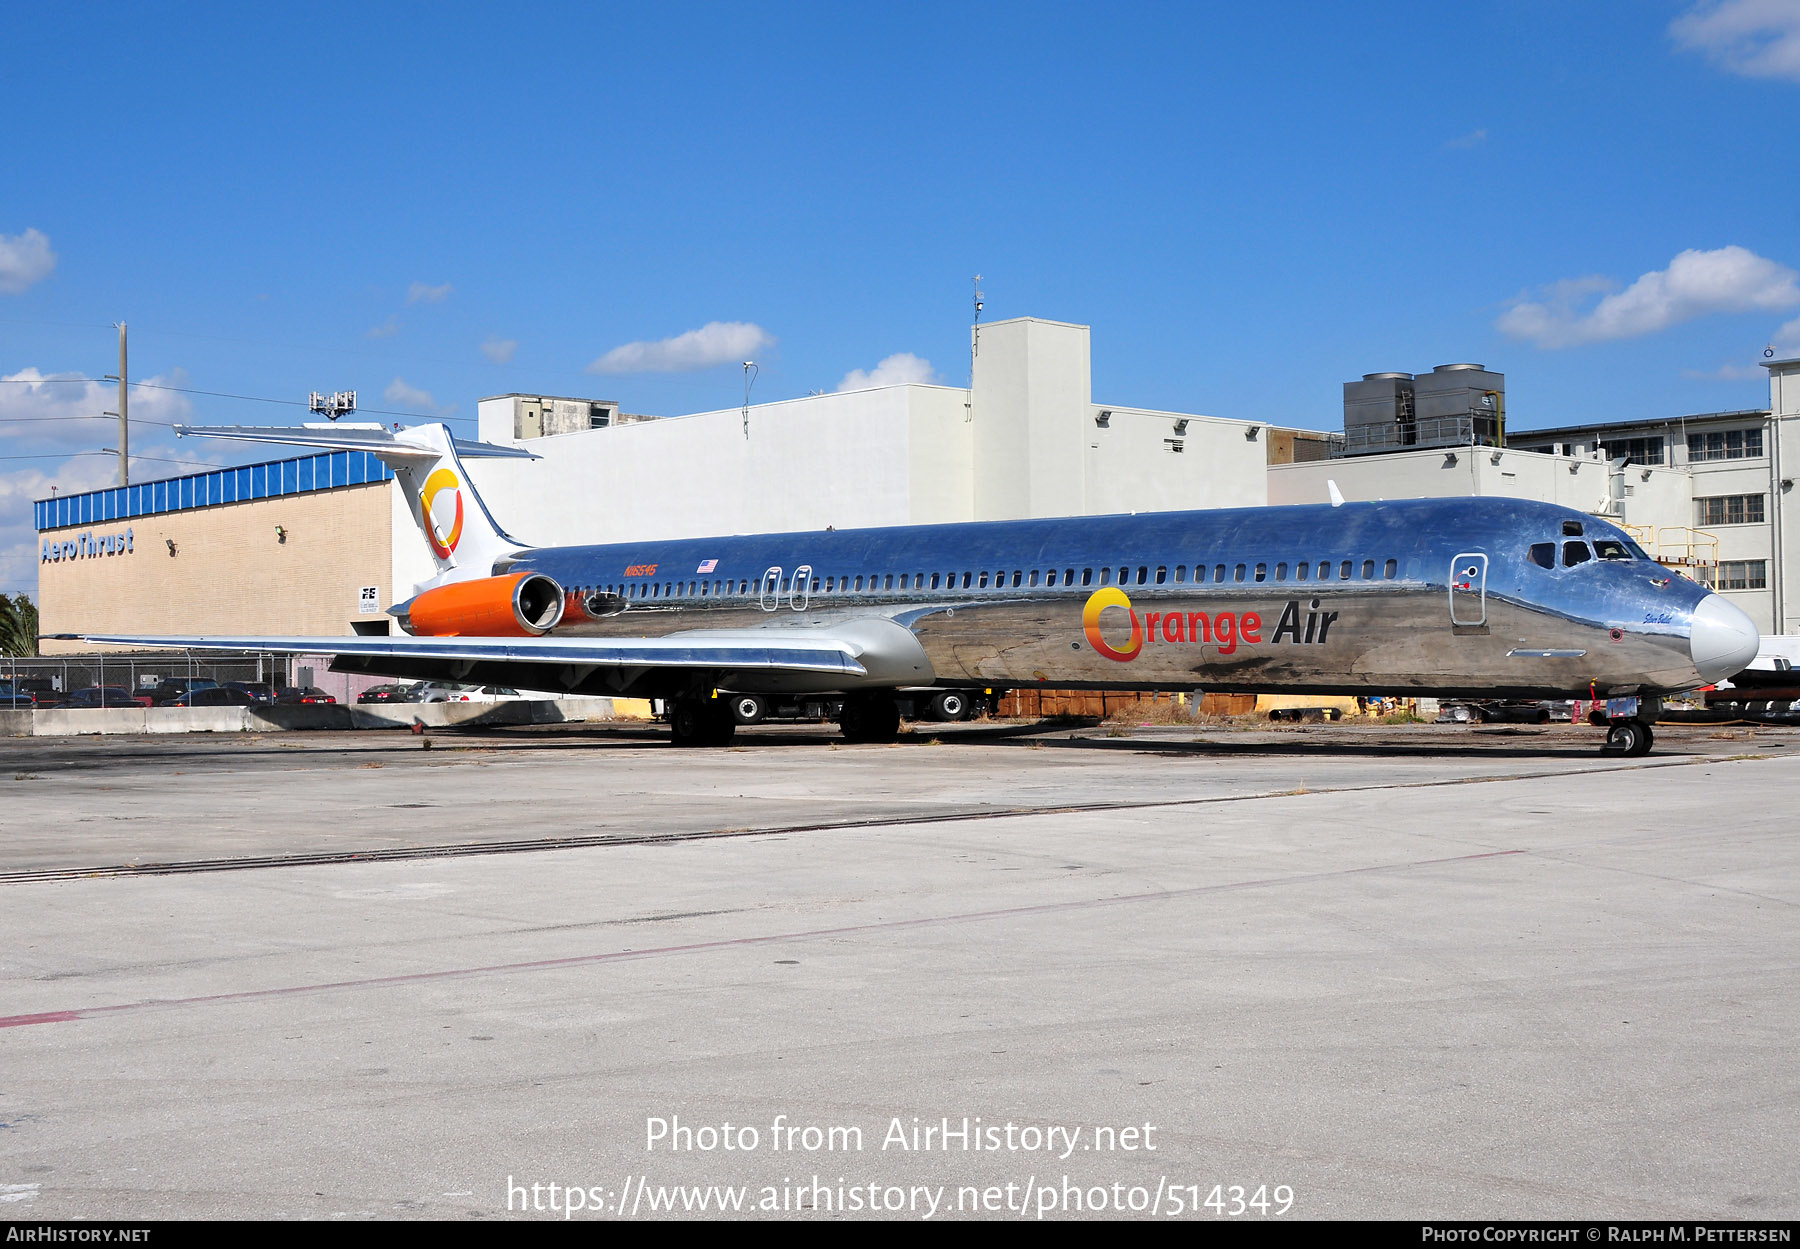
[483,496,1732,701]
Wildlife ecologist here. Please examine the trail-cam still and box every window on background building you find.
[1718,560,1768,590]
[1695,494,1766,526]
[1688,428,1765,461]
[1597,436,1666,467]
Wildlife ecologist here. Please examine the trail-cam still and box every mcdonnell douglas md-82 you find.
[69,422,1762,757]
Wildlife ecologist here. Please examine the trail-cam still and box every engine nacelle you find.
[405,572,566,637]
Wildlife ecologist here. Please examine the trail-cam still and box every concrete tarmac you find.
[1,719,1796,1221]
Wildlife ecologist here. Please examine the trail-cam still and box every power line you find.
[0,451,204,466]
[0,375,474,424]
[0,415,180,428]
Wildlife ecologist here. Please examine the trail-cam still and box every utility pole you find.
[116,321,128,487]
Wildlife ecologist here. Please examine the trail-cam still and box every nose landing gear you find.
[1596,695,1658,757]
[1601,719,1654,758]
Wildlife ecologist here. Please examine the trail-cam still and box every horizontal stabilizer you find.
[172,423,539,467]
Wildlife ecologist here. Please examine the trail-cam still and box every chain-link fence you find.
[2,652,282,695]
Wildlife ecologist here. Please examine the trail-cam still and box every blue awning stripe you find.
[32,450,395,532]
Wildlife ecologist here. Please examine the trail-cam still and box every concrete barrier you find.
[0,698,616,737]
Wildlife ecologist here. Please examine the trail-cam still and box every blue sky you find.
[4,1,1799,595]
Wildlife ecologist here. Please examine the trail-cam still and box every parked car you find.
[222,681,276,704]
[49,686,148,709]
[274,686,337,705]
[356,683,418,704]
[167,687,257,707]
[403,682,526,703]
[0,682,37,708]
[145,677,221,705]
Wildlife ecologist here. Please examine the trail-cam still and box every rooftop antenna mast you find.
[741,361,758,439]
[968,274,983,423]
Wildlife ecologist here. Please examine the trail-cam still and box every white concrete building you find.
[409,317,1272,590]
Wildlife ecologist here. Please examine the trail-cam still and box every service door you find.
[1449,553,1488,626]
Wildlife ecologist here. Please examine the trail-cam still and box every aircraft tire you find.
[731,695,767,725]
[669,700,707,747]
[929,691,968,721]
[1601,720,1652,758]
[670,699,737,747]
[840,694,901,743]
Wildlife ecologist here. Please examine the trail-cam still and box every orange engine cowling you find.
[407,572,566,637]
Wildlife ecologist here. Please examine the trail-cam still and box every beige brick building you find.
[37,459,392,656]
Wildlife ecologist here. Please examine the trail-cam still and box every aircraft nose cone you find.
[1690,593,1760,685]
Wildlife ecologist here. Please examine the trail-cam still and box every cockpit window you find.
[1528,542,1555,569]
[1562,520,1584,537]
[1563,541,1593,568]
[1593,539,1632,561]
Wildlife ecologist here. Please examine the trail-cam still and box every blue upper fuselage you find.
[506,495,1709,632]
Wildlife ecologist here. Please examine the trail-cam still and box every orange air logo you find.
[1080,588,1335,662]
[420,468,464,559]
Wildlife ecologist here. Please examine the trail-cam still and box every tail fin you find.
[172,421,538,579]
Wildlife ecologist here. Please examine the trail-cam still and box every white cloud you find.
[1496,246,1800,347]
[1443,128,1488,150]
[382,377,455,417]
[1773,314,1800,355]
[0,228,56,295]
[367,315,401,340]
[0,375,202,597]
[836,352,940,391]
[407,281,453,305]
[1,369,194,452]
[1671,0,1800,83]
[587,321,775,374]
[480,336,517,364]
[0,461,118,595]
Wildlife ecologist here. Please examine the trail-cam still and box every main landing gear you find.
[1600,719,1654,758]
[668,697,737,747]
[838,693,902,743]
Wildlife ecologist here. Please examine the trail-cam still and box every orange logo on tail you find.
[420,468,464,559]
[1082,587,1142,662]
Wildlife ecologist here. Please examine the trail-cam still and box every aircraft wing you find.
[58,617,934,696]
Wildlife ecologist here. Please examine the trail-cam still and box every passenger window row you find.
[569,555,1404,604]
